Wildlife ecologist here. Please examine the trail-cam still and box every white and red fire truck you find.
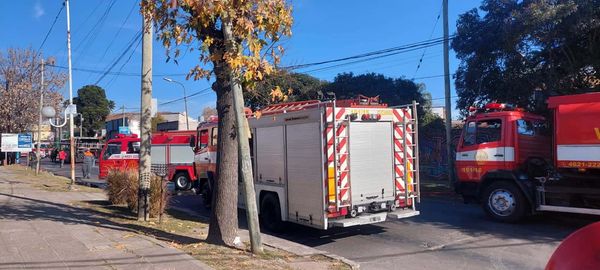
[192,96,421,230]
[98,130,198,189]
[455,92,600,222]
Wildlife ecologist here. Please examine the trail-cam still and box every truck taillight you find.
[361,113,381,121]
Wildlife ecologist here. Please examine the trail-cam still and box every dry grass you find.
[75,201,352,270]
[4,165,100,193]
[106,169,170,218]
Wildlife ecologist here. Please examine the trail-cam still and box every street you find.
[36,160,593,270]
[171,193,596,270]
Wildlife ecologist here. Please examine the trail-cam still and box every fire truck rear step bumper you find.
[537,205,600,215]
[328,209,420,228]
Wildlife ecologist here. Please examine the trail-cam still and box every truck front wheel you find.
[174,172,192,190]
[482,181,528,222]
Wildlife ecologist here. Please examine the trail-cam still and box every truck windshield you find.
[103,142,122,160]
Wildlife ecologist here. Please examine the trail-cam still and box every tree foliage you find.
[0,48,65,134]
[452,0,600,114]
[200,106,217,121]
[73,85,115,137]
[143,0,293,247]
[245,71,326,109]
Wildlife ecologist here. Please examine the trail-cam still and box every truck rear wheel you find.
[260,193,284,232]
[482,181,528,222]
[174,172,192,190]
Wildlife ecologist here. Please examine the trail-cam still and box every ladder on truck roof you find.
[259,100,321,116]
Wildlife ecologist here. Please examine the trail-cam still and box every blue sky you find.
[0,0,481,119]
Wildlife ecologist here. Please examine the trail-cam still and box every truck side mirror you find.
[189,135,196,148]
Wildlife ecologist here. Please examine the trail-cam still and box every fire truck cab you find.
[99,131,198,189]
[456,93,600,222]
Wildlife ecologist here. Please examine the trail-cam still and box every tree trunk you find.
[206,66,239,246]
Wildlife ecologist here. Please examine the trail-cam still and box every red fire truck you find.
[193,96,421,231]
[98,130,197,190]
[455,92,600,222]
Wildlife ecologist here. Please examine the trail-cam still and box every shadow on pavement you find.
[0,192,201,245]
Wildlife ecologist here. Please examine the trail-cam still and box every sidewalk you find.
[0,167,210,270]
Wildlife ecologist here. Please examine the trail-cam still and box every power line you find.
[74,0,116,56]
[47,64,187,77]
[413,2,443,79]
[94,30,142,84]
[284,36,454,71]
[104,35,143,88]
[159,87,213,106]
[97,0,138,66]
[37,3,65,53]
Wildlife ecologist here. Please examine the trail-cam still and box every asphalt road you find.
[36,160,595,270]
[171,193,596,270]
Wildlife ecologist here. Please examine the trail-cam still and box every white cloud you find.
[33,2,45,19]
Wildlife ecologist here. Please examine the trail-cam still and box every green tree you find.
[324,72,435,125]
[245,71,326,109]
[73,85,115,137]
[452,0,600,114]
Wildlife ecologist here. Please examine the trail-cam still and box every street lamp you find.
[163,77,190,130]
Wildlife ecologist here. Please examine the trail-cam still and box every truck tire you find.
[174,172,192,190]
[200,180,211,208]
[482,181,528,222]
[260,193,284,232]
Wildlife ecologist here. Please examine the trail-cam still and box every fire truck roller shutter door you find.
[349,121,396,206]
[285,122,325,228]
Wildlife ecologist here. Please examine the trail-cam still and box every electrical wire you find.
[94,30,142,84]
[37,3,65,54]
[159,87,213,106]
[412,2,443,79]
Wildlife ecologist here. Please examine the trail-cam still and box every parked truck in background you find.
[98,130,197,189]
[455,92,600,222]
[192,96,421,231]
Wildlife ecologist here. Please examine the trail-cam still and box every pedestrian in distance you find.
[58,149,66,168]
[82,148,94,179]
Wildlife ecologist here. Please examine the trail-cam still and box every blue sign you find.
[119,126,131,135]
[18,133,32,149]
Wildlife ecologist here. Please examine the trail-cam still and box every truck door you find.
[193,129,212,179]
[99,141,122,178]
[456,118,507,182]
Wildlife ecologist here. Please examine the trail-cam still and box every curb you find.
[169,205,360,269]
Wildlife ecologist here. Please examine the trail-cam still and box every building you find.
[29,124,54,141]
[431,106,446,120]
[105,113,141,139]
[156,112,198,131]
[105,111,197,138]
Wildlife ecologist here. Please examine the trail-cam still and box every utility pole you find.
[65,0,76,187]
[36,58,44,175]
[138,7,153,221]
[443,0,454,187]
[222,20,263,254]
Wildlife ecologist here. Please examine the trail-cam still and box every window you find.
[103,142,121,160]
[476,119,502,144]
[211,127,218,146]
[463,121,476,146]
[199,130,209,149]
[517,119,534,136]
[462,119,502,146]
[127,142,140,154]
